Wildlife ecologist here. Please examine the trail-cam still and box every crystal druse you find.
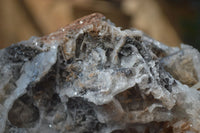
[0,13,200,133]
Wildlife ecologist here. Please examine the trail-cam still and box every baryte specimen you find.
[0,13,200,133]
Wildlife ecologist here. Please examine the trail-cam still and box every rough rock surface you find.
[0,13,200,133]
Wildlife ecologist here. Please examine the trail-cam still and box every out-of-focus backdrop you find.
[0,0,199,49]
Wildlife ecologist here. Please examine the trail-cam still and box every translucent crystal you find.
[0,13,200,133]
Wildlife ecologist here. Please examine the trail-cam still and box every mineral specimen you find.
[0,13,200,133]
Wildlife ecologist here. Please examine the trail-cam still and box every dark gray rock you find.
[0,13,200,133]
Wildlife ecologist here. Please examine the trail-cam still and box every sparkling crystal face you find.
[1,13,200,133]
[60,30,150,105]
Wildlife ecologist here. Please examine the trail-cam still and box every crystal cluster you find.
[0,13,200,133]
